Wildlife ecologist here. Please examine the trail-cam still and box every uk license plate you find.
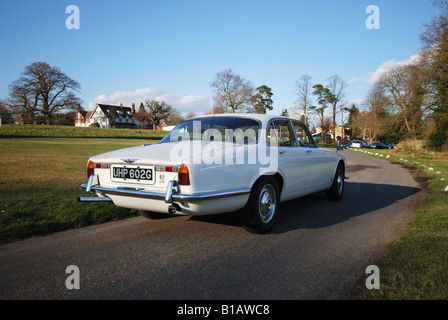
[111,165,155,183]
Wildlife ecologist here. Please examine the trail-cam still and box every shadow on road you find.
[188,182,421,234]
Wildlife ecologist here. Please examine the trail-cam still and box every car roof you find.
[186,113,304,126]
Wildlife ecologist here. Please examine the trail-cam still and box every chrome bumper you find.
[78,175,251,204]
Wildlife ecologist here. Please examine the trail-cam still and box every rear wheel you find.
[241,176,280,234]
[326,163,345,201]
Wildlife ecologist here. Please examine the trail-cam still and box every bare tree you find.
[293,75,313,126]
[185,111,196,119]
[365,82,391,117]
[326,75,346,142]
[8,62,81,124]
[144,100,172,129]
[377,64,430,136]
[210,69,254,113]
[167,108,185,125]
[352,111,383,142]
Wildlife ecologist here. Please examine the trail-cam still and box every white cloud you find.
[347,51,422,85]
[88,86,211,114]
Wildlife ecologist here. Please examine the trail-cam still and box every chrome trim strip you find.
[172,188,251,201]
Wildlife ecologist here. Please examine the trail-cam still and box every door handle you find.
[306,150,312,154]
[279,151,287,155]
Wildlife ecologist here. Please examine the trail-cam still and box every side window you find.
[292,121,317,148]
[266,121,277,146]
[267,120,297,147]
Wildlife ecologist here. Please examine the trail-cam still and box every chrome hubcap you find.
[337,171,344,195]
[259,184,276,223]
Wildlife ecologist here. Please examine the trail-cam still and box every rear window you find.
[160,117,260,144]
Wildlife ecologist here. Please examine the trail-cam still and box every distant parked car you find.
[367,142,389,149]
[345,140,368,148]
[387,143,394,149]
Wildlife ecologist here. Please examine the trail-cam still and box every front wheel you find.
[241,176,280,234]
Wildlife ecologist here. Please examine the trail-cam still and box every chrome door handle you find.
[279,151,287,154]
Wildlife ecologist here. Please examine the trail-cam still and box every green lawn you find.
[0,137,157,244]
[0,124,168,139]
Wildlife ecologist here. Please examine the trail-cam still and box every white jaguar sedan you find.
[79,114,347,233]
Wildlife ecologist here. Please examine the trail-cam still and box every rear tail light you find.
[87,160,94,178]
[155,165,179,172]
[178,164,190,185]
[87,161,109,178]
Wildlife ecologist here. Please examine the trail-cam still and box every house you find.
[74,110,92,127]
[314,125,352,142]
[75,103,138,129]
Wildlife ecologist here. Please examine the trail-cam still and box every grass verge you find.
[0,137,158,244]
[0,124,168,139]
[347,148,448,299]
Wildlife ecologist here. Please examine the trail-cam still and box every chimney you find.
[131,103,135,113]
[120,102,123,107]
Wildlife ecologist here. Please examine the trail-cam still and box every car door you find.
[291,121,333,189]
[267,119,308,200]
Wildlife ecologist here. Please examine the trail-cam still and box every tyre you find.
[326,163,345,201]
[241,176,280,234]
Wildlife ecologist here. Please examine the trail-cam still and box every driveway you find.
[0,150,424,299]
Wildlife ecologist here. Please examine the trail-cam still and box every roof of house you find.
[96,104,133,116]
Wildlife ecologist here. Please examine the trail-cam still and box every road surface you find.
[0,150,424,299]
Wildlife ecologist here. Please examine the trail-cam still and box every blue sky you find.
[0,0,441,124]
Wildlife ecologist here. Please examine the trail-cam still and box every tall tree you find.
[420,0,448,150]
[252,85,273,114]
[293,75,313,126]
[134,102,149,129]
[345,104,360,125]
[144,100,172,129]
[311,84,334,144]
[365,82,391,117]
[326,75,346,142]
[210,69,254,113]
[167,108,185,125]
[352,111,384,142]
[377,64,430,136]
[8,62,81,124]
[0,99,15,124]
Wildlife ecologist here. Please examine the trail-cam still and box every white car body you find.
[79,114,347,233]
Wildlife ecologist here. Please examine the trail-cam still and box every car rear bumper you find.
[78,175,251,204]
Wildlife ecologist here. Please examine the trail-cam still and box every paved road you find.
[0,150,424,300]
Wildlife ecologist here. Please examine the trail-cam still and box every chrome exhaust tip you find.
[168,203,181,214]
[78,197,113,203]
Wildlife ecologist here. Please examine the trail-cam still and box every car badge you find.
[121,158,139,164]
